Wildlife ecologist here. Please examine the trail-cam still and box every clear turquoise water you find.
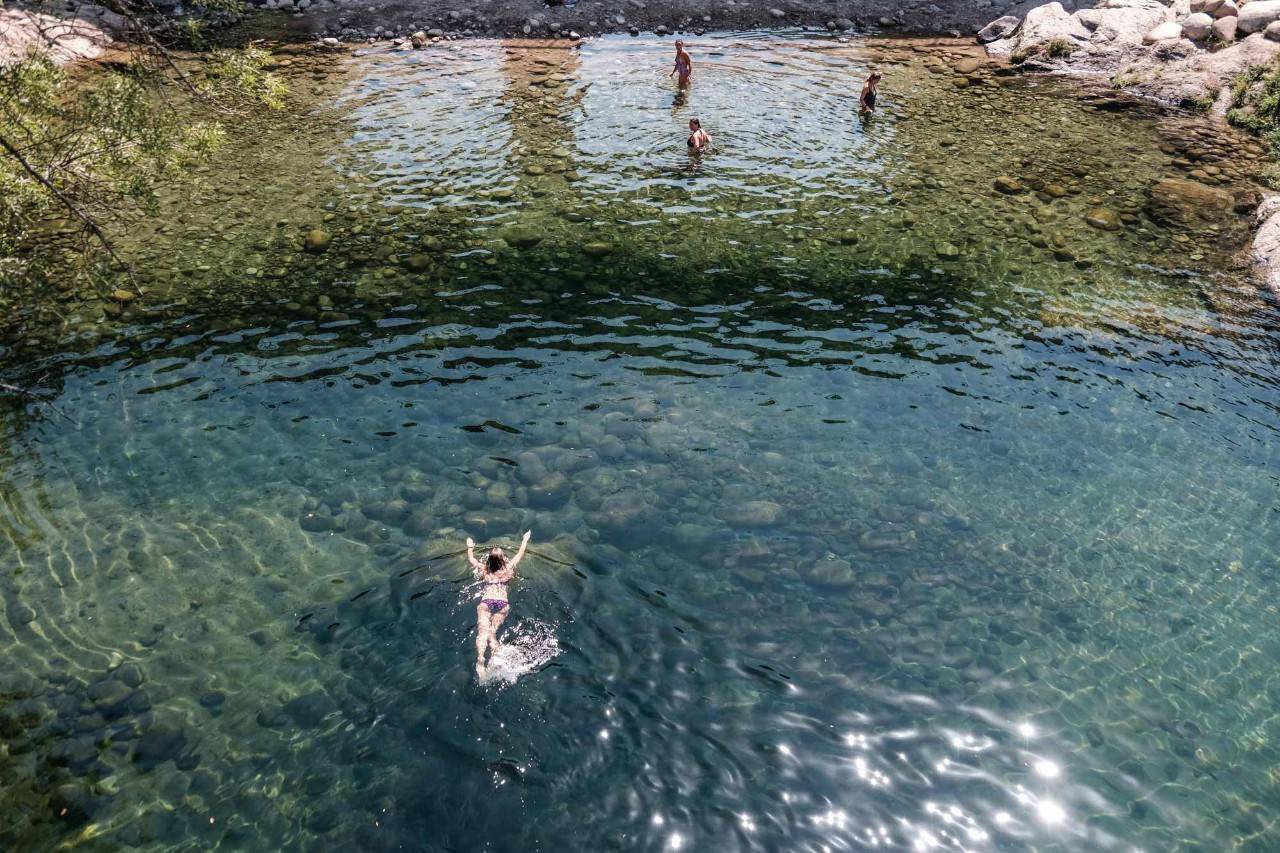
[2,31,1280,852]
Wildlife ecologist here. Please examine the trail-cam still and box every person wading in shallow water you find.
[859,70,883,116]
[687,117,711,154]
[467,530,531,679]
[669,39,693,87]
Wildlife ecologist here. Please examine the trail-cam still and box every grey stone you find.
[723,500,782,527]
[133,718,187,769]
[501,225,543,248]
[1212,14,1237,40]
[114,663,144,688]
[977,14,1020,43]
[1239,0,1280,33]
[49,736,98,771]
[88,679,133,719]
[1181,12,1213,39]
[50,782,96,826]
[283,691,337,728]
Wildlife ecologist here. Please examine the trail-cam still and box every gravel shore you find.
[247,0,1058,41]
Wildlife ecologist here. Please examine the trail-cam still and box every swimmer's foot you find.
[476,661,487,680]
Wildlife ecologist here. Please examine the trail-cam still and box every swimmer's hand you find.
[466,537,475,548]
[522,530,532,543]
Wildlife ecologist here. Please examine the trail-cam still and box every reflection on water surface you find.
[2,31,1280,853]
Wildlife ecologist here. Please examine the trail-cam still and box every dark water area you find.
[3,31,1280,853]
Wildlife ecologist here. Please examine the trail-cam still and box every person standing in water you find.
[467,530,531,679]
[859,71,882,115]
[669,40,693,87]
[687,117,711,153]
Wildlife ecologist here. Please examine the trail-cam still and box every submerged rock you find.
[50,782,96,826]
[133,718,187,769]
[724,500,782,527]
[283,691,337,728]
[404,253,432,272]
[810,558,857,587]
[303,229,331,253]
[1084,207,1122,230]
[993,176,1024,194]
[501,225,544,248]
[88,679,133,719]
[1147,177,1232,224]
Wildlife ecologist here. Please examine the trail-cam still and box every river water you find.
[2,31,1280,852]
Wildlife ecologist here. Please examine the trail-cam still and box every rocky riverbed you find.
[972,0,1280,291]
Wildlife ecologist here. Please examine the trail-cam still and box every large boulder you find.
[1214,0,1239,18]
[1123,32,1280,103]
[1019,2,1091,48]
[1181,11,1214,37]
[1080,2,1171,43]
[1252,196,1280,295]
[1267,18,1280,39]
[1213,14,1238,39]
[1147,177,1233,225]
[1238,0,1280,33]
[985,35,1019,55]
[0,9,112,65]
[978,14,1021,42]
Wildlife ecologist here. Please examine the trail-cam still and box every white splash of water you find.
[480,618,559,687]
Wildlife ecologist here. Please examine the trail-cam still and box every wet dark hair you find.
[869,71,883,80]
[689,117,701,129]
[487,549,507,574]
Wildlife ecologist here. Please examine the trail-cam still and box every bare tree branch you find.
[0,129,135,287]
[0,380,79,425]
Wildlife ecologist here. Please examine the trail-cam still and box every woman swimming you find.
[859,71,882,115]
[669,39,693,87]
[687,117,711,154]
[467,530,531,679]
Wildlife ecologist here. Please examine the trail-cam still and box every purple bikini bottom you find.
[481,599,508,614]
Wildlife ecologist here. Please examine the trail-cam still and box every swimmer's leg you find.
[476,604,492,677]
[488,608,509,654]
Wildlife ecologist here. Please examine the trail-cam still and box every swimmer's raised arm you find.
[507,530,532,572]
[465,537,485,576]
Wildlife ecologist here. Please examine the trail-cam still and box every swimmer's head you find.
[869,71,883,82]
[675,40,684,49]
[487,548,507,573]
[689,117,701,131]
